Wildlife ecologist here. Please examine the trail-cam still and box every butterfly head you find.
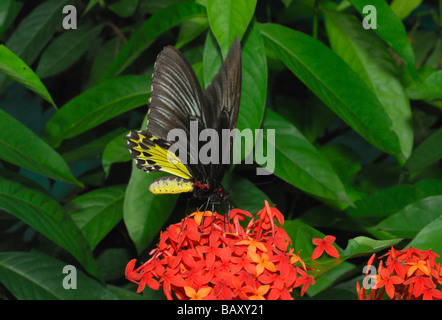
[192,181,229,201]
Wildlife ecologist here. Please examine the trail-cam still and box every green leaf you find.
[406,70,442,100]
[0,0,69,90]
[97,248,131,282]
[0,251,117,300]
[345,179,442,232]
[88,37,124,88]
[262,109,351,205]
[124,167,179,255]
[390,0,422,20]
[42,75,150,148]
[341,236,402,259]
[307,262,356,297]
[369,195,442,239]
[407,216,442,263]
[323,9,413,161]
[237,19,267,155]
[0,45,55,107]
[107,284,150,300]
[348,0,418,79]
[103,1,206,79]
[0,171,98,277]
[404,127,442,174]
[102,132,131,177]
[284,219,401,278]
[61,127,127,164]
[206,0,256,57]
[108,0,139,18]
[222,175,273,215]
[259,23,403,160]
[84,0,100,15]
[64,186,125,250]
[0,0,23,41]
[176,12,209,49]
[0,109,81,186]
[202,30,222,88]
[36,23,104,79]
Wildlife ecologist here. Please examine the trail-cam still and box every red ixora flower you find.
[311,235,340,259]
[356,246,442,300]
[125,200,314,300]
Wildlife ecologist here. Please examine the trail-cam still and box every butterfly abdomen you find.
[149,176,194,194]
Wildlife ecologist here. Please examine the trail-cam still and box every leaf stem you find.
[313,0,319,39]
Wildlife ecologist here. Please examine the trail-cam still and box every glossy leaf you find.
[407,216,442,263]
[323,9,413,161]
[202,31,222,89]
[390,0,422,20]
[0,0,22,38]
[369,195,442,239]
[406,70,442,100]
[64,185,125,250]
[84,0,100,15]
[0,44,55,106]
[260,23,403,160]
[0,170,98,277]
[404,127,442,174]
[36,23,104,79]
[206,0,256,57]
[41,75,150,148]
[348,0,418,79]
[284,219,401,277]
[0,0,69,90]
[262,109,351,205]
[176,10,209,49]
[103,1,206,79]
[347,179,442,220]
[124,165,178,255]
[0,109,81,186]
[102,132,132,176]
[0,251,117,300]
[61,128,127,164]
[341,236,402,259]
[108,0,139,18]
[236,19,267,155]
[222,175,273,215]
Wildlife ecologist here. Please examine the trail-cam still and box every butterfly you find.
[125,38,242,203]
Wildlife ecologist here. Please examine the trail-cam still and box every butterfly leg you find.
[179,196,192,235]
[200,197,211,237]
[226,201,232,233]
[210,201,217,234]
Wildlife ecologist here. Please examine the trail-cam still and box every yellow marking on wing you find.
[128,132,192,180]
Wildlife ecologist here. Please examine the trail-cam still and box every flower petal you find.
[324,244,340,259]
[311,245,324,260]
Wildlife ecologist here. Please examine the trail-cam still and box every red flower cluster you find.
[125,201,314,300]
[357,246,442,300]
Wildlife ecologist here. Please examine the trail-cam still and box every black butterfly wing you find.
[203,37,242,182]
[146,45,210,180]
[126,38,242,193]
